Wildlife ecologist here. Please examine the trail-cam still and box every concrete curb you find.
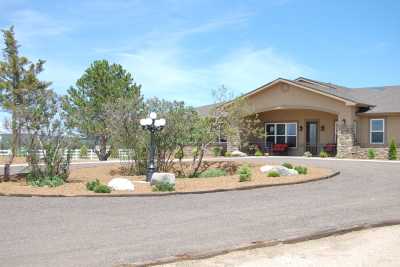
[0,170,339,198]
[122,220,400,267]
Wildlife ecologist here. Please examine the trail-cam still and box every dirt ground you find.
[161,225,400,267]
[0,162,334,196]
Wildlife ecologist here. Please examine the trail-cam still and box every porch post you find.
[336,108,356,158]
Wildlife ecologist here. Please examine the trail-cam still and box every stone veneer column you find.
[336,122,356,158]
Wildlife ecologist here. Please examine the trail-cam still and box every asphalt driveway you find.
[0,158,400,267]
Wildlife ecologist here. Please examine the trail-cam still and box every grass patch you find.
[199,168,227,178]
[267,171,280,177]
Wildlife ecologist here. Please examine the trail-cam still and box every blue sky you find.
[0,0,399,107]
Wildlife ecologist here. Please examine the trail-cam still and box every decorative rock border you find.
[122,219,400,267]
[0,170,339,197]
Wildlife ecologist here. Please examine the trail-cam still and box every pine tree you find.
[389,139,398,160]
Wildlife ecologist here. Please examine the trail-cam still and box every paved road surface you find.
[0,158,399,267]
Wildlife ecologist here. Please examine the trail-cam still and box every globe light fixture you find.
[140,112,166,181]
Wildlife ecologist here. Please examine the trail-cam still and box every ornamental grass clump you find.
[238,164,252,182]
[319,150,329,158]
[294,166,308,175]
[267,171,280,177]
[199,168,227,178]
[282,162,293,169]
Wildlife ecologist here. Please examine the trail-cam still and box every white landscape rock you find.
[260,165,299,176]
[151,172,176,185]
[231,150,247,157]
[107,178,135,191]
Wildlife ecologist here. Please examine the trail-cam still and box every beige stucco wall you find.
[247,82,350,116]
[358,115,400,147]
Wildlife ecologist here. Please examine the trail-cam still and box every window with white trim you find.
[370,119,384,144]
[265,122,297,147]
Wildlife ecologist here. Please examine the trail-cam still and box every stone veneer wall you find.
[336,124,356,158]
[350,147,400,160]
[182,144,227,158]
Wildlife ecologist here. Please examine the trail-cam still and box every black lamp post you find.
[140,112,166,182]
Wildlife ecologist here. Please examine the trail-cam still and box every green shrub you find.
[110,147,119,159]
[94,184,111,193]
[199,168,227,178]
[224,151,232,157]
[294,166,308,175]
[192,148,199,157]
[86,179,101,191]
[212,146,222,157]
[254,150,263,156]
[319,150,329,158]
[367,148,376,159]
[27,175,65,187]
[389,139,398,160]
[282,162,293,169]
[238,165,252,182]
[86,179,111,193]
[267,171,280,177]
[152,182,175,192]
[79,145,89,158]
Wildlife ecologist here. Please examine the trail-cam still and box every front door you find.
[306,121,318,155]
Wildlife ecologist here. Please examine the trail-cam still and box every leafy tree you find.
[0,26,50,181]
[63,60,141,161]
[211,86,264,151]
[104,90,147,174]
[146,98,197,172]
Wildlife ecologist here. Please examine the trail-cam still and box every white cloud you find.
[7,9,71,42]
[117,45,313,106]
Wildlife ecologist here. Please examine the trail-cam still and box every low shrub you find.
[367,148,376,159]
[212,146,222,157]
[27,175,65,187]
[389,139,398,160]
[86,179,111,193]
[238,165,252,182]
[254,150,263,156]
[267,171,280,177]
[319,150,329,158]
[224,151,232,157]
[199,168,227,178]
[94,184,111,193]
[152,182,175,192]
[282,162,293,169]
[294,166,308,175]
[174,148,184,159]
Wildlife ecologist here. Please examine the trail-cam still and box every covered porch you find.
[248,108,339,156]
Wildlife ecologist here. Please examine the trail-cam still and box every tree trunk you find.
[94,135,111,161]
[3,113,18,181]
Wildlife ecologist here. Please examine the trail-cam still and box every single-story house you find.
[197,77,400,159]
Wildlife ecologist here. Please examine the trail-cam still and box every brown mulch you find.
[0,162,335,196]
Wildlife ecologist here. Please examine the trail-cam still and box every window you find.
[265,122,297,147]
[370,119,384,144]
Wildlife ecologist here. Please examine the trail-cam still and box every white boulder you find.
[151,172,176,185]
[231,150,247,157]
[107,178,135,191]
[260,165,298,176]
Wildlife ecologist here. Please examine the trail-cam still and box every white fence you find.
[0,149,132,161]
